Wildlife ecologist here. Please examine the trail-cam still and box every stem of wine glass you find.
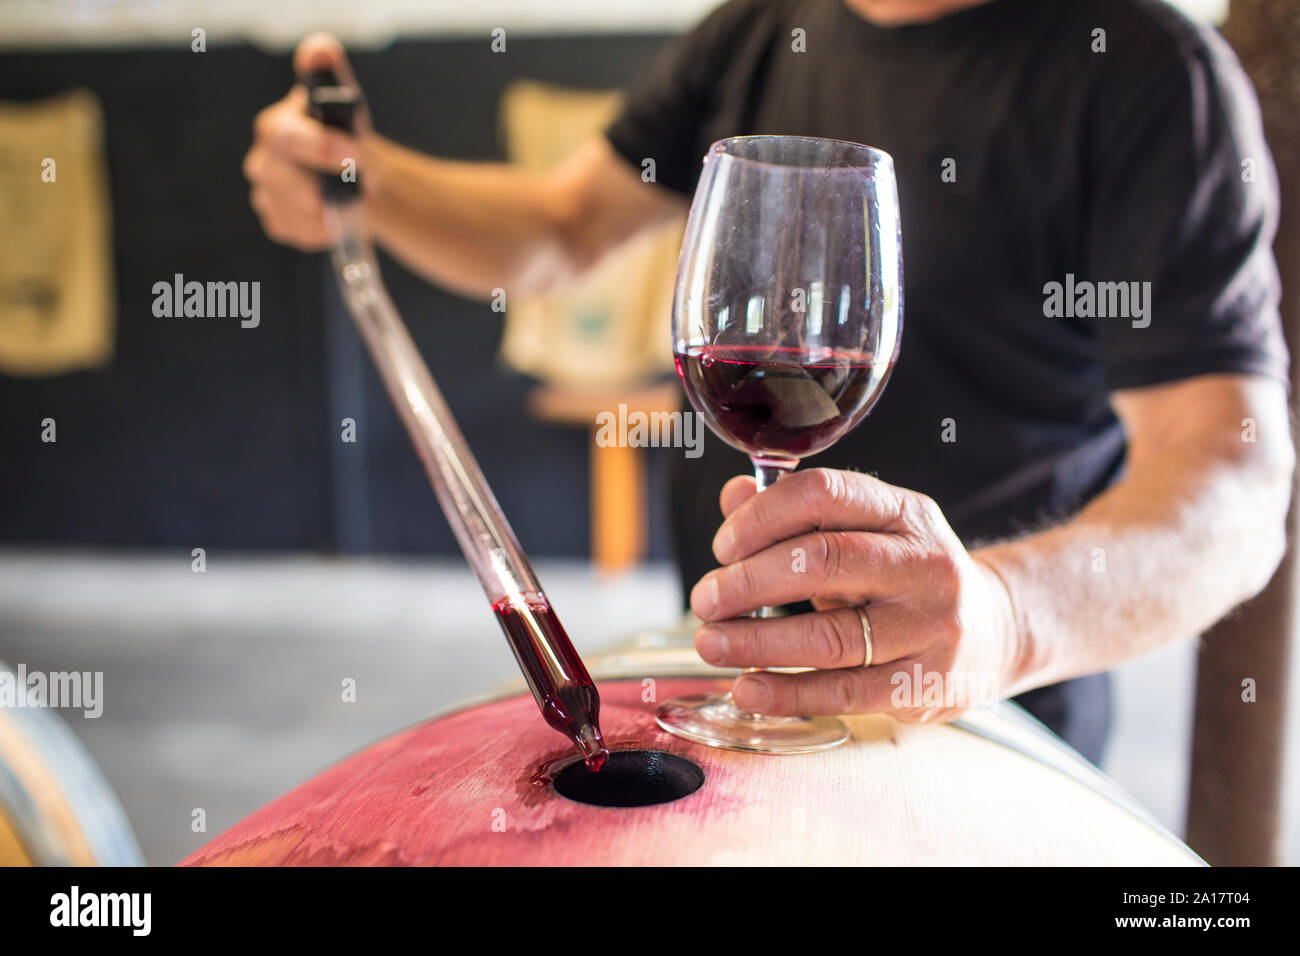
[752,448,796,507]
[721,456,798,722]
[751,457,796,619]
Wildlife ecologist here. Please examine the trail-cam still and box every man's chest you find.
[699,41,1095,295]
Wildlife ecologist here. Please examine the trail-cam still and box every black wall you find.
[0,35,676,559]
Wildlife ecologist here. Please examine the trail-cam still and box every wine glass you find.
[656,135,902,754]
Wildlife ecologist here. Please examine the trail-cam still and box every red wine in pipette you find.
[492,596,608,772]
[674,344,894,459]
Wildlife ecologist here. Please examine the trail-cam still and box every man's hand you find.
[690,376,1293,727]
[242,33,686,297]
[243,33,369,250]
[690,469,1021,723]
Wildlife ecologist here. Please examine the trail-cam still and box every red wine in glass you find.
[674,344,895,461]
[492,596,608,772]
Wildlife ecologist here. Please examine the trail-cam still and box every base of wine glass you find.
[655,692,850,754]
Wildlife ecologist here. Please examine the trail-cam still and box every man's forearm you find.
[361,135,574,299]
[358,135,682,302]
[977,376,1294,695]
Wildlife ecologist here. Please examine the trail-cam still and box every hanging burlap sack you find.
[497,79,680,392]
[0,89,114,377]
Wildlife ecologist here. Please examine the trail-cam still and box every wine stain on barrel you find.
[552,750,704,808]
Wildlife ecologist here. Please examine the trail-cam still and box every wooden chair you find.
[497,80,685,572]
[528,381,681,572]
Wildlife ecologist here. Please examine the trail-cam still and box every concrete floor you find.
[0,548,1294,865]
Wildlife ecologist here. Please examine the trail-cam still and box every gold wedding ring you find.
[856,605,873,668]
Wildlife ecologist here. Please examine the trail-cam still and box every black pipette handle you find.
[303,67,362,204]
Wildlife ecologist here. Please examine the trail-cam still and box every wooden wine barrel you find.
[183,641,1201,866]
[0,662,143,866]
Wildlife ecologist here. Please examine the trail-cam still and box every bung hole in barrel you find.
[553,750,704,807]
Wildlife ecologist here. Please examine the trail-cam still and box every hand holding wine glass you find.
[688,468,1021,725]
[657,135,903,753]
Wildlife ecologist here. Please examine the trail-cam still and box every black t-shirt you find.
[603,0,1287,760]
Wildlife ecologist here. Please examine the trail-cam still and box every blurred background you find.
[1,0,1297,866]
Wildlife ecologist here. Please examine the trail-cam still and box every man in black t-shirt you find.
[243,0,1293,764]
